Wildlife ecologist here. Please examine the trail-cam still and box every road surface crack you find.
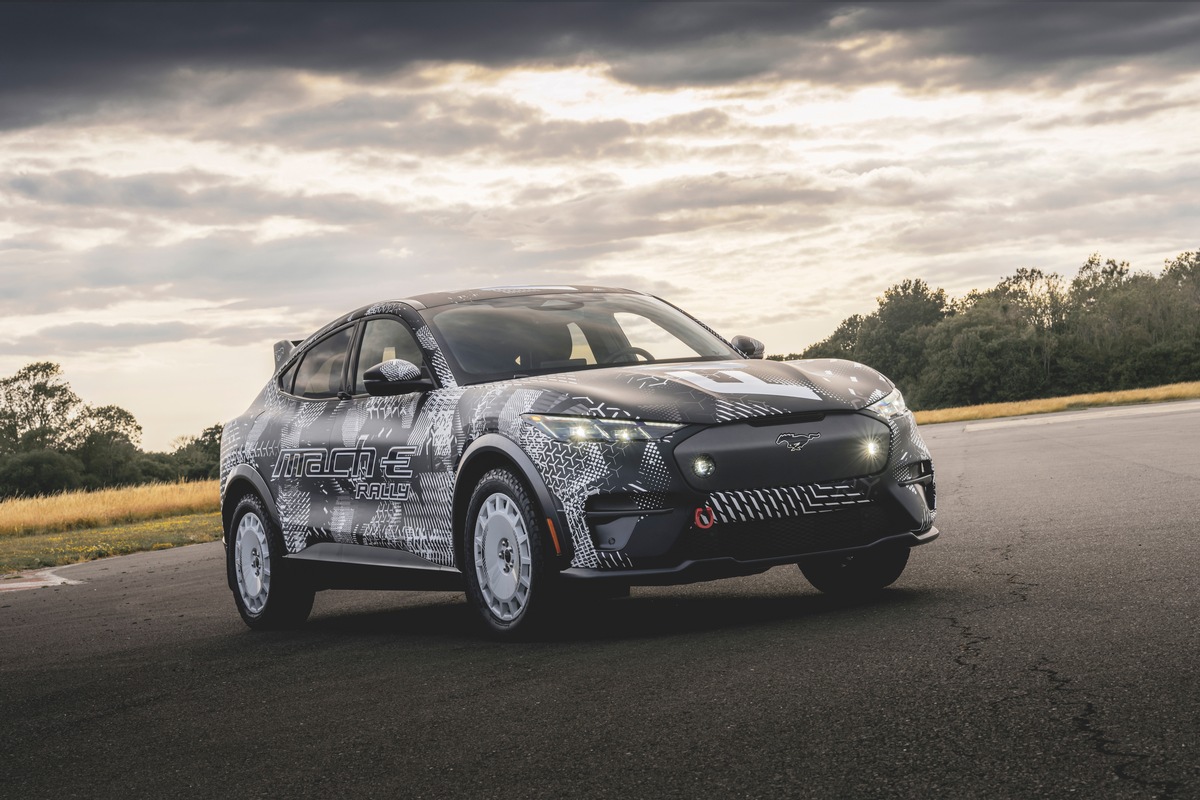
[1031,657,1183,799]
[937,531,1037,672]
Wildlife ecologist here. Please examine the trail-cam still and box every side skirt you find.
[285,542,465,592]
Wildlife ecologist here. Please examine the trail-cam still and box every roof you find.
[404,285,635,309]
[290,285,643,362]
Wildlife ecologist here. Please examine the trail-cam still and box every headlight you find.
[521,414,683,442]
[866,388,909,420]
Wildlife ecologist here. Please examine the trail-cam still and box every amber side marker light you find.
[546,518,563,555]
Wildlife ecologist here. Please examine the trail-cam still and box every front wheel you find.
[463,468,557,638]
[799,546,910,597]
[227,493,315,630]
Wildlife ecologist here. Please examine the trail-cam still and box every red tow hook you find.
[694,506,716,529]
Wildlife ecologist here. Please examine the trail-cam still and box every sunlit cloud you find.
[1,3,1198,448]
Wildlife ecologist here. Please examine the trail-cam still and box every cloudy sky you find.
[2,3,1198,449]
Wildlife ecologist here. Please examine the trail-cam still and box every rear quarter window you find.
[290,327,354,400]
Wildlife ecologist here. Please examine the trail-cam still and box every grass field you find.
[912,381,1200,425]
[3,380,1198,575]
[0,479,219,539]
[0,512,222,575]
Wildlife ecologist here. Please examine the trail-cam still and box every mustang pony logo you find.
[776,432,821,452]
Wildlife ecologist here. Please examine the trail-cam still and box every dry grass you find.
[913,381,1200,425]
[0,480,219,539]
[0,512,222,574]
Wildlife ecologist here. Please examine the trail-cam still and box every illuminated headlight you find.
[865,441,881,458]
[866,388,909,421]
[521,414,683,443]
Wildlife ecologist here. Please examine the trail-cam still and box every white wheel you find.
[234,510,271,616]
[225,493,314,630]
[473,492,533,623]
[463,468,556,637]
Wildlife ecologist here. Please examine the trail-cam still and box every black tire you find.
[463,468,558,638]
[799,546,910,597]
[227,493,315,630]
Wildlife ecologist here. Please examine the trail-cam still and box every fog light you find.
[692,454,716,478]
[866,441,880,458]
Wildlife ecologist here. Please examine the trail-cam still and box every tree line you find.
[774,250,1200,409]
[0,362,221,498]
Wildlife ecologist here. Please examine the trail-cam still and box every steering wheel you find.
[602,346,655,364]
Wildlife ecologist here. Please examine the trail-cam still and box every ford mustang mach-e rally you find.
[220,286,937,636]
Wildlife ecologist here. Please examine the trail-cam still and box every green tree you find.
[985,267,1067,385]
[1161,250,1200,287]
[795,249,1200,409]
[915,298,1043,407]
[0,362,86,452]
[1069,253,1131,307]
[0,450,86,497]
[172,423,223,480]
[73,405,145,488]
[853,279,947,390]
[134,451,182,484]
[801,314,864,360]
[0,362,152,496]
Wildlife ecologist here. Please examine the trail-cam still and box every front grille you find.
[679,504,894,562]
[707,480,871,524]
[672,412,891,492]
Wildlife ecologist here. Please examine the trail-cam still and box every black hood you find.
[514,358,895,425]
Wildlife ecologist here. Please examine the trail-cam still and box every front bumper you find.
[561,526,938,586]
[547,409,938,575]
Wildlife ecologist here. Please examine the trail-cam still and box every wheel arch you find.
[453,434,572,570]
[221,465,281,545]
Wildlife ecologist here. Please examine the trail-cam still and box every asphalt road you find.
[2,402,1198,799]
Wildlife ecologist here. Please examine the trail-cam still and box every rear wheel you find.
[799,546,910,597]
[463,468,557,638]
[228,493,314,630]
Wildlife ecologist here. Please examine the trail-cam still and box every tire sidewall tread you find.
[799,546,910,597]
[463,467,557,639]
[227,493,315,630]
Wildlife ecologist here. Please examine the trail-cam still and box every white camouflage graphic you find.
[221,287,937,575]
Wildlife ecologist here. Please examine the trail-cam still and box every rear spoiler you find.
[273,339,303,371]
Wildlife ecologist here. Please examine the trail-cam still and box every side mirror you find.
[730,335,765,359]
[363,359,433,396]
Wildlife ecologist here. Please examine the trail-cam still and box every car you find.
[219,285,938,636]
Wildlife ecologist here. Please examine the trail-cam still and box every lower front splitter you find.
[559,527,938,586]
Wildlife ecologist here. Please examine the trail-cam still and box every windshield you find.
[421,293,739,383]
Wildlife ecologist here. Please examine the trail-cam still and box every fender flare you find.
[221,464,282,535]
[455,433,573,567]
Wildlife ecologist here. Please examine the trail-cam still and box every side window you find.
[278,360,299,394]
[292,327,354,400]
[354,317,426,395]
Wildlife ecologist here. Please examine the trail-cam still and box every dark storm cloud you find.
[851,3,1200,86]
[4,3,1200,129]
